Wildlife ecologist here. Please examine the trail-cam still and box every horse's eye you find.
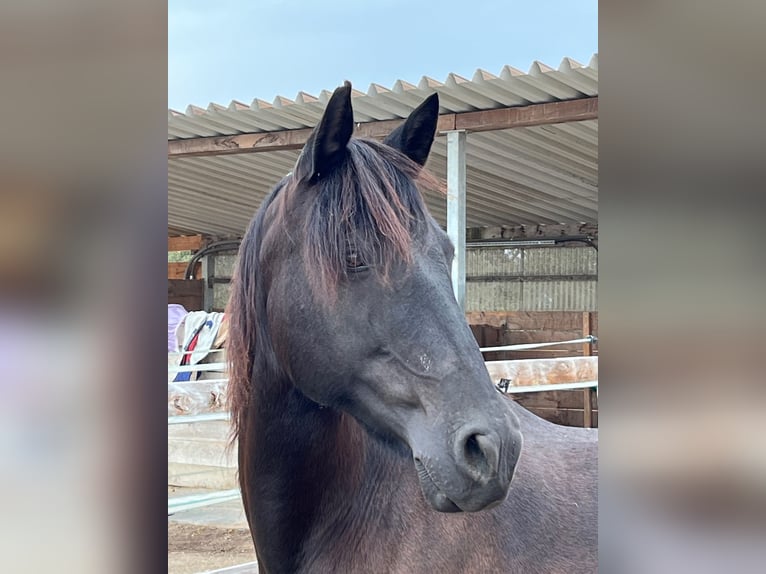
[346,250,368,272]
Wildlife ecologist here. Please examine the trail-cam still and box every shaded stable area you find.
[168,55,598,317]
[169,228,598,315]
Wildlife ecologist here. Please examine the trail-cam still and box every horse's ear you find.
[383,93,439,166]
[298,81,354,182]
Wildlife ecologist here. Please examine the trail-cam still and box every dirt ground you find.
[168,522,257,574]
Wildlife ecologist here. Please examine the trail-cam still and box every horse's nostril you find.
[458,431,499,480]
[464,434,483,465]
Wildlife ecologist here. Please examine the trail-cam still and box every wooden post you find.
[582,312,593,428]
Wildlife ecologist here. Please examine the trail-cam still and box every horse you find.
[226,82,597,574]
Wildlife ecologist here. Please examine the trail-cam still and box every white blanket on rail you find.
[173,311,225,366]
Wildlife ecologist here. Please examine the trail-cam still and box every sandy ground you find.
[168,522,257,574]
[168,486,257,574]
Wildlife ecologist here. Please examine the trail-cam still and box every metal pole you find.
[446,130,467,309]
[201,254,215,312]
[582,312,594,428]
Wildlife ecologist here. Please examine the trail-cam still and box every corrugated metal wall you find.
[212,254,237,311]
[208,246,597,312]
[466,245,597,311]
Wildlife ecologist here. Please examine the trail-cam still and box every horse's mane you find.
[226,137,442,441]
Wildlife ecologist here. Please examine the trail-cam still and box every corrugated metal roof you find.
[168,55,598,237]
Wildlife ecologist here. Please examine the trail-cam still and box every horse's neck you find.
[243,380,407,572]
[242,386,597,573]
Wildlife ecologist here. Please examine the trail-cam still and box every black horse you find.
[227,82,597,573]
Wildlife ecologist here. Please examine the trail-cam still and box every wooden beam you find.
[168,278,203,296]
[168,262,200,280]
[484,356,598,388]
[466,223,598,242]
[168,279,203,310]
[513,388,596,410]
[525,407,598,428]
[454,97,597,133]
[168,97,597,158]
[168,234,206,252]
[167,114,457,158]
[466,311,597,331]
[169,128,312,157]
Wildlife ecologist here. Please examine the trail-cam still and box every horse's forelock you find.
[300,138,442,299]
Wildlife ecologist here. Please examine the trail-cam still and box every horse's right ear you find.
[296,81,354,183]
[383,92,439,166]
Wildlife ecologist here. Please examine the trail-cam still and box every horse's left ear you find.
[383,93,439,166]
[298,81,354,182]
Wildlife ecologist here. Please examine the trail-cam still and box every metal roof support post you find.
[446,130,467,310]
[201,255,215,312]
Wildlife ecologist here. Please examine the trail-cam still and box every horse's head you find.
[257,83,522,513]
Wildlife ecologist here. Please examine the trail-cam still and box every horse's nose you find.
[453,425,500,483]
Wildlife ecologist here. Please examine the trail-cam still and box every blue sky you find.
[168,1,597,111]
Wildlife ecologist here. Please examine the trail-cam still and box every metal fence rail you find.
[168,346,235,514]
[496,379,598,395]
[168,412,230,425]
[480,335,597,353]
[168,488,241,515]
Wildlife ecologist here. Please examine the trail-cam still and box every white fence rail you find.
[168,488,241,515]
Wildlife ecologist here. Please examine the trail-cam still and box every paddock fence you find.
[168,311,598,514]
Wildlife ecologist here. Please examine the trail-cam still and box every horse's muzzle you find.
[413,422,522,513]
